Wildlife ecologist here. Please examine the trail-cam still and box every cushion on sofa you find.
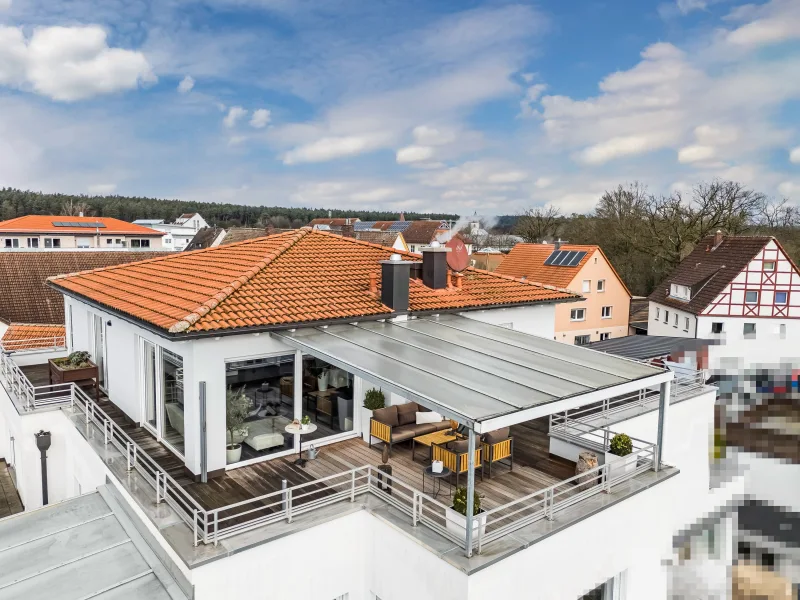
[416,410,443,425]
[482,427,510,445]
[449,439,470,454]
[410,423,437,436]
[396,402,419,426]
[373,406,398,428]
[391,425,418,442]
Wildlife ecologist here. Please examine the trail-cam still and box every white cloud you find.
[535,177,553,189]
[578,134,673,165]
[249,108,271,128]
[0,25,155,101]
[0,0,11,11]
[790,147,800,164]
[223,106,247,128]
[88,183,117,195]
[396,145,434,164]
[778,181,800,198]
[676,0,707,13]
[487,170,527,184]
[412,125,456,146]
[283,134,389,165]
[177,75,195,93]
[678,144,715,164]
[725,0,800,49]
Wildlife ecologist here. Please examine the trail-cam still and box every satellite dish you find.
[446,237,469,272]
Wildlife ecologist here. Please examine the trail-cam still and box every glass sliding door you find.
[92,314,108,387]
[142,340,159,433]
[301,355,355,445]
[140,339,185,457]
[162,349,185,455]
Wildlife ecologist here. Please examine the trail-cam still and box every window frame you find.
[601,306,612,319]
[684,317,690,331]
[574,334,591,346]
[664,310,669,324]
[597,279,606,292]
[711,322,723,334]
[674,313,678,327]
[744,290,759,304]
[599,332,610,341]
[582,280,591,293]
[655,307,660,320]
[26,237,39,248]
[570,308,586,322]
[743,322,756,338]
[763,261,776,271]
[775,291,788,305]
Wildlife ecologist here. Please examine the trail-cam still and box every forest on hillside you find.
[493,180,800,296]
[0,189,458,229]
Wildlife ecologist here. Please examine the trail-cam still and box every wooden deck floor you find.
[21,363,578,514]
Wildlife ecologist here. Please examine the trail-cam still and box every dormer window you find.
[670,283,691,301]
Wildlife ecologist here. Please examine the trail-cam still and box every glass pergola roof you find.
[273,314,671,432]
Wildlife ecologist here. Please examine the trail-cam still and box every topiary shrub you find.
[452,486,481,516]
[68,350,91,367]
[609,433,633,457]
[363,388,385,411]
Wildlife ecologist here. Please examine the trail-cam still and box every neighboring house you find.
[0,228,729,600]
[184,226,227,251]
[133,213,209,251]
[344,230,408,251]
[0,323,66,352]
[352,219,453,254]
[0,215,165,250]
[647,233,800,346]
[496,242,632,345]
[470,249,505,271]
[308,217,360,229]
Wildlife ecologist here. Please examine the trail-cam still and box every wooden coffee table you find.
[412,429,459,462]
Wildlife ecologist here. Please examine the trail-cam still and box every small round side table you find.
[422,465,452,499]
[285,423,318,467]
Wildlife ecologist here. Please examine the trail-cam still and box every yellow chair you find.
[482,436,513,478]
[432,441,482,488]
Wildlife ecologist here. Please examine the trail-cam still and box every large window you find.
[570,308,586,321]
[574,335,591,346]
[301,355,355,445]
[131,239,151,248]
[225,354,296,464]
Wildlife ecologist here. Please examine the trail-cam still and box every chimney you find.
[421,244,450,290]
[554,238,563,251]
[381,254,412,311]
[369,272,378,295]
[713,230,723,249]
[399,211,405,222]
[341,223,354,238]
[79,211,84,218]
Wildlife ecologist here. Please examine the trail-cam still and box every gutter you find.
[50,283,581,342]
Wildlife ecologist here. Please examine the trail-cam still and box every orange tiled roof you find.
[496,244,599,289]
[1,323,66,351]
[49,229,578,334]
[0,215,165,235]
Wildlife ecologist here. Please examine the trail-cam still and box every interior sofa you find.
[369,402,450,454]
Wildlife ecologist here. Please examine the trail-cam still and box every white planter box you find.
[361,407,373,443]
[445,507,487,542]
[605,451,638,482]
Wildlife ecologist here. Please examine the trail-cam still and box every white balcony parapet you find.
[0,351,72,411]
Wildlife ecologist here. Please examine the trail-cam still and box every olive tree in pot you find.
[361,388,385,443]
[445,486,486,541]
[226,387,250,464]
[605,433,637,482]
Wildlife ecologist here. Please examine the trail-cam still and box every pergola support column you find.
[655,380,671,472]
[464,428,476,557]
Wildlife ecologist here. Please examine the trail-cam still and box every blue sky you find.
[0,0,798,216]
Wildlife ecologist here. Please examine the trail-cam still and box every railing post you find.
[464,428,476,558]
[155,472,162,504]
[281,479,288,514]
[350,470,356,502]
[132,445,137,468]
[213,512,219,547]
[412,491,419,527]
[286,489,293,523]
[126,442,132,471]
[104,419,109,445]
[193,509,198,547]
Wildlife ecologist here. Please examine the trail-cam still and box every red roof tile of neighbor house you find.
[49,229,578,334]
[496,244,598,288]
[308,217,360,227]
[0,215,165,235]
[1,323,66,351]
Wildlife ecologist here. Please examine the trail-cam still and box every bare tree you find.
[514,206,561,243]
[61,198,91,216]
[756,197,798,229]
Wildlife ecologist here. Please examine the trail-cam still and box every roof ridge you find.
[168,228,311,333]
[310,228,421,259]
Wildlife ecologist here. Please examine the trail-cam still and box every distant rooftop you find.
[0,215,165,236]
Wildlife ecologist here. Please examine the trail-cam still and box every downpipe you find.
[35,430,51,505]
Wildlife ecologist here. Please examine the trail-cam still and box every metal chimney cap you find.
[390,253,402,261]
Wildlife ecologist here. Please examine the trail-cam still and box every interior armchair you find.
[432,439,483,488]
[481,427,513,478]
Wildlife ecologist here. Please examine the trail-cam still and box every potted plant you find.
[300,415,311,431]
[226,386,250,464]
[446,486,486,542]
[361,388,385,442]
[605,433,637,482]
[49,351,100,399]
[317,369,330,392]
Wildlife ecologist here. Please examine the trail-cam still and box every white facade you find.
[648,301,698,338]
[134,214,208,251]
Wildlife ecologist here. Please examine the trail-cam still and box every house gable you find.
[702,239,800,319]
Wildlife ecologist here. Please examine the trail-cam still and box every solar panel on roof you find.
[50,221,107,228]
[555,250,575,265]
[354,221,376,231]
[566,251,586,266]
[544,249,587,267]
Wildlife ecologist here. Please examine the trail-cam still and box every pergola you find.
[273,314,673,556]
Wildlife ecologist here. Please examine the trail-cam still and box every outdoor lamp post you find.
[35,430,51,505]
